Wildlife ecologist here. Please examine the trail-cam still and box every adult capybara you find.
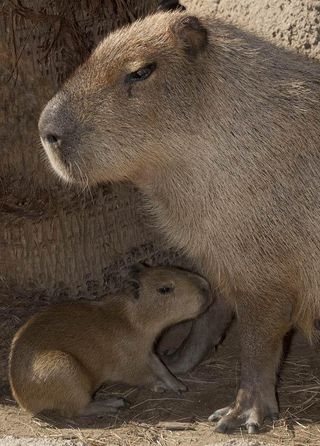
[38,10,320,433]
[9,264,210,417]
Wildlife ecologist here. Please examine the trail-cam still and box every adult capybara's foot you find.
[208,388,279,434]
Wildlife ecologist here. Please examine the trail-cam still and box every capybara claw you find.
[172,382,188,395]
[247,423,259,434]
[212,409,261,434]
[214,413,252,434]
[208,406,230,421]
[152,382,168,393]
[177,382,188,393]
[209,386,279,434]
[215,421,230,434]
[268,412,279,422]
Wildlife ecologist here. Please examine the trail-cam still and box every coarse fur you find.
[39,11,320,432]
[9,265,210,417]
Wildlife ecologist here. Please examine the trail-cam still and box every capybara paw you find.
[209,406,261,434]
[169,379,188,394]
[152,380,187,394]
[82,397,129,417]
[162,353,194,375]
[152,382,168,393]
[160,348,176,357]
[208,390,279,434]
[105,396,129,409]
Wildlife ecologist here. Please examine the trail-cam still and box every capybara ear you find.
[171,16,208,58]
[129,278,140,299]
[157,0,186,12]
[130,262,147,275]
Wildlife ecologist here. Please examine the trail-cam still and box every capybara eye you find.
[157,285,174,295]
[125,63,157,84]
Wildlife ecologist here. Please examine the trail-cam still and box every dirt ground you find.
[1,292,319,446]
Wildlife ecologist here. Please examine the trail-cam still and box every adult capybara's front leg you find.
[163,295,233,374]
[209,296,292,433]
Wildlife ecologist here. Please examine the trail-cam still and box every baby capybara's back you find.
[9,303,124,415]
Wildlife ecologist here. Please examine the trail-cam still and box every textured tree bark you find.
[0,0,187,300]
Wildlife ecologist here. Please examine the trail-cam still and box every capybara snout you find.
[39,94,73,150]
[39,93,83,182]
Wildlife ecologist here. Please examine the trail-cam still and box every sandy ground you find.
[0,439,85,446]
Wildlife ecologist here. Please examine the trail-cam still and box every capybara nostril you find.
[38,113,62,147]
[45,133,60,146]
[38,96,73,154]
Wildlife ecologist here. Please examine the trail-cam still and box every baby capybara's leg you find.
[163,295,233,374]
[129,355,186,393]
[209,295,292,433]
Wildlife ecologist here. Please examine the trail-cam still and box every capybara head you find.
[39,11,208,185]
[128,263,211,325]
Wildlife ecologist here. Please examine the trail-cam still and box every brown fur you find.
[9,265,210,417]
[39,11,320,432]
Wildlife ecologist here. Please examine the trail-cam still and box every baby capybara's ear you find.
[128,262,152,299]
[128,278,140,299]
[171,15,208,58]
[157,0,186,12]
[129,262,148,276]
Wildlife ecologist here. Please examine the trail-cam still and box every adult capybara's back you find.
[39,10,320,433]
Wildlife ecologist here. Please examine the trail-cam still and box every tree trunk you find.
[0,0,187,301]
